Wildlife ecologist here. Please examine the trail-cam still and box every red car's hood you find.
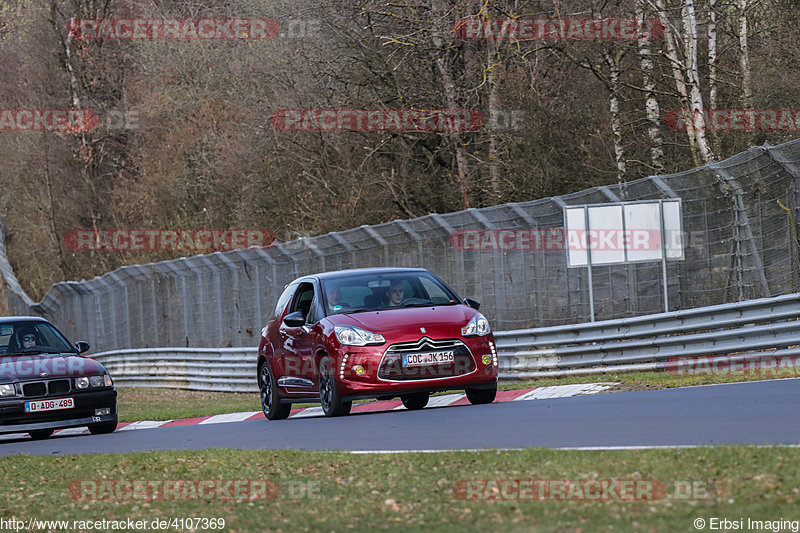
[0,353,104,380]
[335,304,478,340]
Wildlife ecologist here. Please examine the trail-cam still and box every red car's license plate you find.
[24,397,74,413]
[402,351,455,367]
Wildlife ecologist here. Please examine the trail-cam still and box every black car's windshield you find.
[0,321,75,356]
[321,271,461,316]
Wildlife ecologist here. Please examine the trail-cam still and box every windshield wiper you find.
[401,301,436,308]
[17,347,65,355]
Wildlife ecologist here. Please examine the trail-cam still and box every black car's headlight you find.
[0,383,16,397]
[334,325,386,346]
[75,373,113,389]
[462,313,491,336]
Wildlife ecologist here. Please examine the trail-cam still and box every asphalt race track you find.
[1,379,798,456]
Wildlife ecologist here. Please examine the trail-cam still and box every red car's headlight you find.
[462,313,491,336]
[334,325,386,346]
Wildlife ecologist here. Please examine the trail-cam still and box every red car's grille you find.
[378,338,476,381]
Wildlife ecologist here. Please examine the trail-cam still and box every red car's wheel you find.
[260,362,291,420]
[466,384,497,405]
[319,356,352,417]
[401,392,429,410]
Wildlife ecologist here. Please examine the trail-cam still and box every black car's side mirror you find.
[75,341,90,354]
[464,298,481,310]
[283,311,306,328]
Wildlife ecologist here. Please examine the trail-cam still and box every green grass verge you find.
[117,370,800,422]
[116,388,262,422]
[0,447,797,532]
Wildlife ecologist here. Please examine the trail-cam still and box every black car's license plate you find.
[24,397,74,413]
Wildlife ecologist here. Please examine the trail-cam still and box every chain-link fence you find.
[3,139,800,352]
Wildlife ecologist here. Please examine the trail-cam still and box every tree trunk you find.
[430,0,471,209]
[604,49,627,186]
[655,0,701,166]
[636,0,665,174]
[738,0,753,108]
[707,0,721,154]
[682,0,715,162]
[487,36,501,200]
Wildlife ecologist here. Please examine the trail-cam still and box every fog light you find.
[481,354,492,365]
[94,408,111,416]
[353,365,366,376]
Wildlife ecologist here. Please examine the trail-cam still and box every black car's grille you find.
[378,337,476,381]
[21,379,71,398]
[22,382,47,397]
[48,380,71,395]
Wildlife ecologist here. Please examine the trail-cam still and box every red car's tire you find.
[466,384,497,405]
[401,392,430,410]
[319,356,352,417]
[260,362,291,420]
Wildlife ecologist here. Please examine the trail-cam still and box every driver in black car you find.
[15,326,43,350]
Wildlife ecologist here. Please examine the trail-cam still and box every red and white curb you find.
[3,382,617,439]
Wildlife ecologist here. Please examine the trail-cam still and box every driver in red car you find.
[386,281,405,307]
[326,285,343,313]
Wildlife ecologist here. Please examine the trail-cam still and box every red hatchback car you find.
[257,267,498,418]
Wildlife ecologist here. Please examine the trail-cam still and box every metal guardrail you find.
[494,292,800,379]
[93,348,258,393]
[92,292,800,392]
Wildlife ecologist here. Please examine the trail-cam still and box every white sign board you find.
[564,200,683,267]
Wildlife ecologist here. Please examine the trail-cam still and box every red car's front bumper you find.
[334,334,498,398]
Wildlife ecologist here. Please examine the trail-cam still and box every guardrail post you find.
[509,203,545,325]
[709,162,770,298]
[361,225,389,267]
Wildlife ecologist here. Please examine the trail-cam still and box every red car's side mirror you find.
[283,311,306,328]
[464,298,481,310]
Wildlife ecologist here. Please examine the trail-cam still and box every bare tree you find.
[637,0,666,173]
[706,0,721,154]
[737,0,753,108]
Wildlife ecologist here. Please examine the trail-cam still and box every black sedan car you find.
[0,317,117,439]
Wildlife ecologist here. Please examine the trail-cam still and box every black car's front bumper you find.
[0,388,117,435]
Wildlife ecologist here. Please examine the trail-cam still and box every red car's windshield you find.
[321,272,461,315]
